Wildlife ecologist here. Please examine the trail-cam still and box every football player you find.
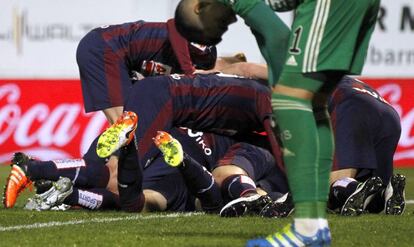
[77,18,218,199]
[328,77,405,216]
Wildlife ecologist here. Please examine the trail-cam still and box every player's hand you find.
[266,0,298,12]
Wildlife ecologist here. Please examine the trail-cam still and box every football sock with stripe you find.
[64,188,120,210]
[26,159,109,188]
[328,177,359,210]
[221,174,257,200]
[272,93,326,219]
[314,107,333,204]
[179,153,223,212]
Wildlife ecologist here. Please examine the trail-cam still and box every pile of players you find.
[3,1,406,246]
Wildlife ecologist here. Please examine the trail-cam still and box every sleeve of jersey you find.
[166,19,195,75]
[243,1,290,86]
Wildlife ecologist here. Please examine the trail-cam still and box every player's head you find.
[175,0,237,46]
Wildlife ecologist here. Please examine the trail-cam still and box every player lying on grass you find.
[2,127,221,211]
[210,61,406,216]
[3,126,290,216]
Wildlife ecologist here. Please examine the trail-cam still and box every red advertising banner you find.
[0,79,107,164]
[0,78,413,167]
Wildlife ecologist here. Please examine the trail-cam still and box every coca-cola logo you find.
[0,82,107,163]
[376,83,414,161]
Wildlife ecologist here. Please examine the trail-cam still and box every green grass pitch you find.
[0,165,413,246]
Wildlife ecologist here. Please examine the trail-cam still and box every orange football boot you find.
[3,152,33,208]
[97,111,138,158]
[153,131,183,167]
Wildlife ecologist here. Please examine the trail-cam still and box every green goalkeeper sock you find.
[272,93,323,218]
[314,107,334,203]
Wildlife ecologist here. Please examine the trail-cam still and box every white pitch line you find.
[406,200,414,204]
[0,212,203,232]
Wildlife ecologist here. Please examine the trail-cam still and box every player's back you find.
[168,73,272,134]
[98,21,175,70]
[329,76,401,145]
[328,76,394,113]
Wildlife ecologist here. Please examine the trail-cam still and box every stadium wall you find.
[0,0,413,167]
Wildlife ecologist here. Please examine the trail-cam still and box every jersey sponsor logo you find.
[180,127,212,156]
[53,159,85,169]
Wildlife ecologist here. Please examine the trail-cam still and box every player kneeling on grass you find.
[327,77,405,216]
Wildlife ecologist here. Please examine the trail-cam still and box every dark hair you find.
[174,1,207,45]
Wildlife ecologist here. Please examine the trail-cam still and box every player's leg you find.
[329,169,384,216]
[329,96,384,215]
[255,156,293,218]
[96,111,138,158]
[25,184,121,211]
[212,143,276,217]
[271,85,332,242]
[76,28,131,119]
[154,131,223,213]
[367,106,405,215]
[95,77,178,211]
[217,167,272,217]
[65,187,120,210]
[103,106,124,125]
[3,136,110,208]
[117,140,145,212]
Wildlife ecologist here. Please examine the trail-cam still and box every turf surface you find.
[0,165,413,246]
